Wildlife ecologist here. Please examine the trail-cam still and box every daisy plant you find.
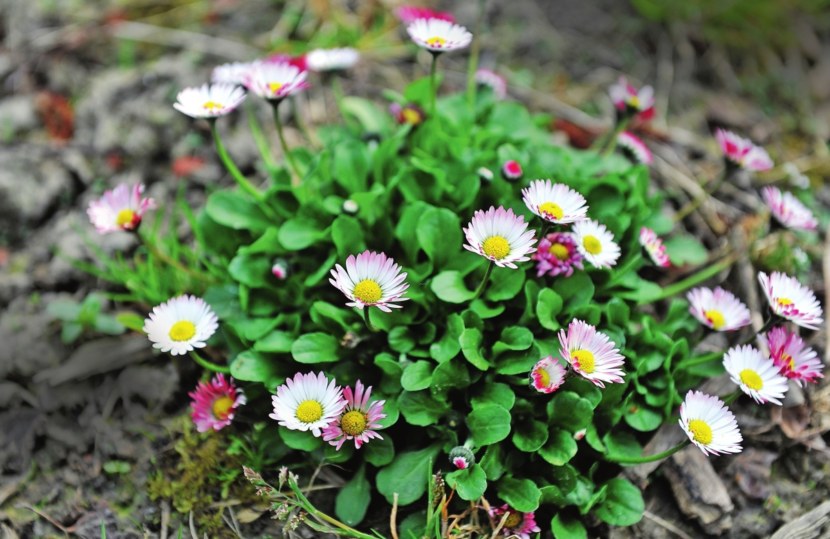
[407,17,472,114]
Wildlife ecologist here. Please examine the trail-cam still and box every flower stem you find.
[674,169,730,222]
[608,252,644,286]
[673,350,723,372]
[605,439,689,465]
[244,103,277,172]
[599,117,629,156]
[271,102,302,186]
[640,253,737,304]
[429,52,439,117]
[210,121,265,202]
[362,307,377,333]
[288,479,377,539]
[472,261,494,301]
[137,229,211,282]
[465,0,486,112]
[190,351,231,374]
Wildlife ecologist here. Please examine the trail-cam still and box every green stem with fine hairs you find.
[598,117,630,156]
[209,121,265,202]
[362,307,377,333]
[190,351,231,374]
[429,52,439,117]
[472,261,495,301]
[271,101,302,186]
[605,439,690,465]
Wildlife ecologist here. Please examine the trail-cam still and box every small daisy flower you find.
[477,166,494,183]
[87,183,156,233]
[475,68,507,99]
[463,206,537,269]
[522,179,588,225]
[269,372,346,437]
[189,374,246,433]
[488,505,541,539]
[305,48,360,72]
[763,326,824,386]
[686,287,751,332]
[501,160,523,182]
[571,219,620,269]
[761,186,818,231]
[173,83,246,119]
[342,199,359,215]
[617,131,653,164]
[723,345,788,405]
[715,128,773,172]
[211,62,252,86]
[448,446,475,470]
[758,271,823,330]
[609,76,655,120]
[395,5,455,24]
[329,251,409,312]
[679,390,743,456]
[532,232,584,278]
[271,259,289,280]
[143,295,219,356]
[244,61,310,102]
[529,356,567,394]
[390,102,426,126]
[558,319,625,388]
[322,380,386,450]
[407,18,472,53]
[639,227,670,268]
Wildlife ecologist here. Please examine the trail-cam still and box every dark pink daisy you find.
[488,505,541,539]
[639,227,670,267]
[763,326,824,386]
[189,374,246,433]
[715,128,773,172]
[501,160,523,181]
[609,76,655,121]
[532,232,584,277]
[322,380,386,450]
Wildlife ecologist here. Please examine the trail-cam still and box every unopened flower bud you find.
[272,259,289,280]
[501,160,523,182]
[449,446,475,470]
[477,166,494,183]
[342,199,359,215]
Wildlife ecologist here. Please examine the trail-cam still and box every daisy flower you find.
[558,319,625,388]
[617,131,653,164]
[271,259,289,280]
[763,326,824,386]
[305,48,360,72]
[529,356,567,394]
[329,251,409,312]
[686,287,751,332]
[715,128,773,172]
[609,76,654,120]
[322,380,386,450]
[761,186,818,231]
[679,390,742,456]
[269,372,346,437]
[463,206,537,269]
[244,61,310,102]
[448,446,475,470]
[475,68,507,99]
[262,53,308,72]
[390,102,426,126]
[173,83,246,119]
[488,505,541,539]
[723,345,788,405]
[571,219,620,269]
[532,232,584,277]
[407,18,472,53]
[211,62,252,86]
[342,199,359,215]
[758,271,823,330]
[395,5,455,24]
[189,374,246,433]
[639,227,670,267]
[87,183,156,233]
[522,179,588,225]
[501,160,523,182]
[143,295,219,356]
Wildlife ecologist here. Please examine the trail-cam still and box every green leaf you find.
[398,391,449,426]
[340,96,392,133]
[553,272,594,309]
[513,419,549,452]
[551,514,587,539]
[460,328,489,370]
[205,190,269,232]
[430,271,475,303]
[467,404,511,446]
[431,358,471,390]
[602,431,642,459]
[228,253,271,288]
[332,140,370,192]
[376,446,440,505]
[335,465,371,526]
[624,404,663,432]
[331,215,366,258]
[310,301,352,333]
[664,235,708,266]
[492,326,533,355]
[497,477,541,512]
[279,428,323,451]
[471,383,516,410]
[485,266,525,301]
[539,429,578,466]
[230,350,279,385]
[416,207,462,267]
[446,465,487,501]
[278,218,324,250]
[595,478,644,526]
[254,330,294,353]
[401,360,434,391]
[364,436,395,466]
[429,314,464,363]
[549,392,594,432]
[537,288,564,330]
[115,312,145,333]
[291,333,340,363]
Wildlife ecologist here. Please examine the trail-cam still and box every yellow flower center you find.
[401,108,422,124]
[539,202,564,220]
[536,367,551,387]
[687,418,713,445]
[296,400,323,423]
[212,396,234,419]
[168,320,196,342]
[202,100,223,111]
[426,36,446,48]
[739,368,764,391]
[783,354,795,371]
[628,95,641,108]
[571,349,595,374]
[777,297,793,307]
[582,235,602,255]
[268,82,284,94]
[340,410,367,436]
[353,279,383,304]
[116,209,136,228]
[549,243,570,261]
[503,511,522,529]
[704,309,726,330]
[482,236,511,260]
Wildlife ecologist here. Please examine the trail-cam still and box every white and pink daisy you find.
[390,102,426,125]
[87,183,156,233]
[475,68,507,99]
[407,18,472,53]
[448,446,475,470]
[522,180,588,225]
[244,61,310,102]
[763,326,824,386]
[758,271,823,330]
[723,345,788,405]
[761,186,818,231]
[262,53,308,71]
[715,128,773,172]
[211,62,252,86]
[463,206,537,269]
[529,356,567,394]
[271,259,288,280]
[558,319,625,388]
[617,131,653,164]
[143,295,219,356]
[305,48,360,72]
[173,83,246,119]
[189,374,246,433]
[269,372,346,437]
[501,160,523,182]
[488,505,541,539]
[532,232,584,278]
[639,227,670,268]
[679,390,743,456]
[572,219,620,269]
[686,287,751,332]
[322,380,385,450]
[395,5,455,25]
[329,251,409,312]
[609,76,654,120]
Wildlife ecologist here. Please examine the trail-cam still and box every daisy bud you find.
[449,446,475,470]
[477,166,494,183]
[271,259,289,280]
[501,160,523,182]
[573,428,587,441]
[342,199,359,215]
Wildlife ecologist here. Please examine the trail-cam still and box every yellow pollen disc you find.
[296,400,323,423]
[353,279,383,304]
[482,236,511,260]
[212,396,234,419]
[268,82,284,93]
[536,368,551,388]
[777,297,793,307]
[739,369,764,391]
[583,235,602,255]
[704,309,726,330]
[503,512,522,529]
[628,95,640,108]
[426,36,447,47]
[116,209,136,228]
[571,349,595,374]
[202,100,223,110]
[401,108,422,124]
[340,410,367,436]
[539,202,564,220]
[687,419,713,445]
[549,243,570,261]
[169,320,196,342]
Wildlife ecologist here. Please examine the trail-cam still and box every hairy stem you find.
[210,121,265,202]
[605,439,689,465]
[271,102,302,186]
[190,351,231,374]
[472,261,495,301]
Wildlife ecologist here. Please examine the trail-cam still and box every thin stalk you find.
[465,0,486,112]
[674,168,730,222]
[190,351,231,374]
[210,121,265,202]
[597,117,629,156]
[362,307,377,333]
[605,439,689,465]
[472,261,494,301]
[673,350,723,372]
[137,230,211,283]
[289,479,377,539]
[608,253,644,286]
[271,102,302,186]
[244,103,277,172]
[429,52,439,116]
[640,254,737,304]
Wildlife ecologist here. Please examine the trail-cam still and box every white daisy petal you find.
[686,287,751,331]
[270,372,346,437]
[406,18,472,52]
[306,48,359,72]
[173,83,246,119]
[758,271,823,330]
[330,251,409,311]
[558,319,625,388]
[723,345,788,405]
[761,186,817,231]
[679,390,743,456]
[143,295,219,356]
[521,180,588,224]
[463,206,537,268]
[571,219,620,269]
